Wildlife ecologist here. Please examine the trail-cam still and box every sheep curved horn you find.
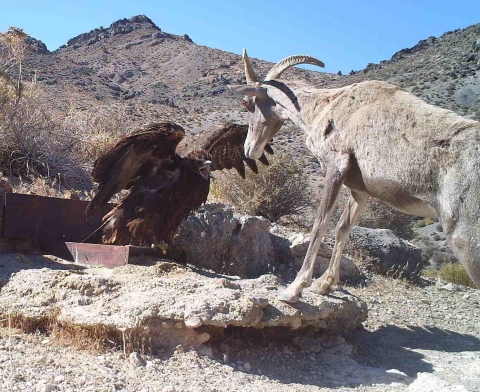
[265,55,325,81]
[242,48,257,85]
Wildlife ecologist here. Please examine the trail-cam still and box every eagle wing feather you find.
[177,123,273,179]
[85,122,185,220]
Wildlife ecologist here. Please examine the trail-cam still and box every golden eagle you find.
[84,122,273,255]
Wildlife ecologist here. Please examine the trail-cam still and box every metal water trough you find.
[2,193,162,267]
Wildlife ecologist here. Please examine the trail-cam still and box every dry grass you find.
[12,176,85,199]
[61,101,129,166]
[1,312,151,355]
[0,27,131,191]
[439,263,476,288]
[211,151,313,222]
[423,263,476,288]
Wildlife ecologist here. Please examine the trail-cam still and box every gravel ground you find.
[1,274,479,392]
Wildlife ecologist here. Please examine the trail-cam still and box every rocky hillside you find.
[16,15,479,189]
[346,24,480,119]
[22,15,480,122]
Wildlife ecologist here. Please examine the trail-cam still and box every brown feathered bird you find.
[84,122,273,255]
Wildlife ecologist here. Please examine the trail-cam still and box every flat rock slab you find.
[0,256,367,348]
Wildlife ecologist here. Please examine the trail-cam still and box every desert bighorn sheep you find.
[229,49,480,302]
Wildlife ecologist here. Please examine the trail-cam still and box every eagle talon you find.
[151,242,169,255]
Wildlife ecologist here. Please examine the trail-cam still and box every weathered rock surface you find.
[346,226,424,278]
[176,206,361,282]
[411,222,458,268]
[175,203,274,278]
[0,256,367,349]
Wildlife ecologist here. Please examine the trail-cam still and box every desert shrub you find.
[0,27,129,189]
[439,263,476,288]
[211,151,313,222]
[61,102,128,165]
[13,176,84,199]
[0,28,91,188]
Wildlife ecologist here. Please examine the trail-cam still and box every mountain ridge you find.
[21,15,479,124]
[14,15,478,185]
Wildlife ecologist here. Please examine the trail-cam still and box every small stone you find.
[386,369,408,378]
[195,332,211,346]
[290,317,302,329]
[184,316,203,328]
[54,375,65,383]
[441,283,455,291]
[162,387,177,392]
[175,344,184,353]
[248,294,269,309]
[129,351,147,367]
[386,369,409,379]
[244,362,252,371]
[196,345,214,359]
[292,337,322,353]
[37,384,55,392]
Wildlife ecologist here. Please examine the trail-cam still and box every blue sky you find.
[1,0,479,74]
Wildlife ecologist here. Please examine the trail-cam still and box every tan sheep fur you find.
[229,51,480,302]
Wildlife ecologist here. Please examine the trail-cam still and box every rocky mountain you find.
[17,15,480,184]
[23,15,480,120]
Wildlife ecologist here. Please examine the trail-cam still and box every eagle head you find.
[184,150,213,180]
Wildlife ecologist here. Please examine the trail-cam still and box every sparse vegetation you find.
[424,263,476,288]
[0,27,129,189]
[211,151,313,223]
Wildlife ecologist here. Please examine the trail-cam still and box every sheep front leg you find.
[310,190,368,294]
[278,153,351,303]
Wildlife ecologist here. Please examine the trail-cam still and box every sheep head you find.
[229,49,324,159]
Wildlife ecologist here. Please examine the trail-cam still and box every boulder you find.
[0,259,368,350]
[175,203,237,274]
[346,226,423,278]
[174,204,274,278]
[275,231,361,283]
[225,215,274,278]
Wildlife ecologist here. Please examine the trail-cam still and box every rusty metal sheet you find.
[51,241,129,268]
[3,192,113,247]
[2,193,170,268]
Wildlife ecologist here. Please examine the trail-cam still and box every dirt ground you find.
[1,262,479,392]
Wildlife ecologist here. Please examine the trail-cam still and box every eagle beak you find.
[200,160,213,180]
[205,160,213,168]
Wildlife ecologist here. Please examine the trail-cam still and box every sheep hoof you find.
[278,288,301,303]
[310,279,332,295]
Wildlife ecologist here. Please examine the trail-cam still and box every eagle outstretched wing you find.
[177,123,274,179]
[85,122,185,220]
[85,121,275,249]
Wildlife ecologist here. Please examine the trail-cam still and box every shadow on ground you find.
[0,253,85,288]
[197,323,480,388]
[346,324,480,377]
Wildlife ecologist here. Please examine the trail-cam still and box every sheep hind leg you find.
[441,211,480,289]
[310,190,368,295]
[278,153,351,303]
